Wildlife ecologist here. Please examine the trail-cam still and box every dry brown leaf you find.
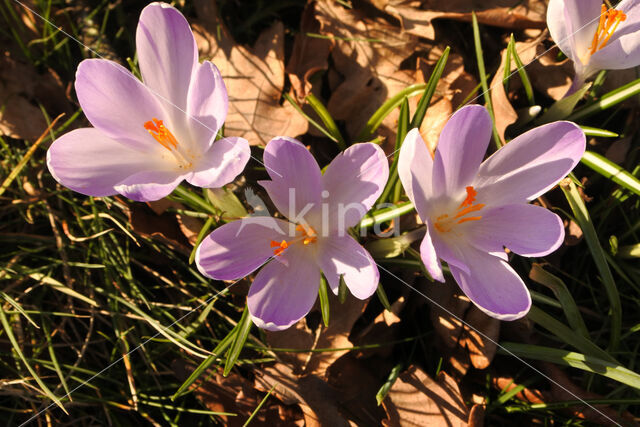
[172,359,302,426]
[127,204,191,255]
[315,0,421,145]
[461,306,500,370]
[266,291,368,378]
[287,2,332,100]
[193,1,308,145]
[369,0,546,41]
[382,366,470,427]
[0,52,72,141]
[255,362,350,427]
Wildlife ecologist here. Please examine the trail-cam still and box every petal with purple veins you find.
[465,203,565,258]
[432,105,492,197]
[247,247,320,331]
[186,136,250,188]
[136,2,197,125]
[450,246,531,321]
[398,128,434,219]
[196,217,290,281]
[47,128,168,197]
[419,226,444,282]
[474,121,585,206]
[322,143,389,231]
[114,169,186,202]
[259,137,323,225]
[75,59,167,150]
[317,234,379,299]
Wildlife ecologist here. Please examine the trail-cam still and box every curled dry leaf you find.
[255,362,350,427]
[192,0,308,145]
[265,291,368,378]
[381,365,474,427]
[314,0,421,145]
[367,0,546,41]
[0,52,72,141]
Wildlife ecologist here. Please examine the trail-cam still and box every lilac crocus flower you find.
[547,0,640,92]
[196,137,389,330]
[47,2,250,201]
[398,105,585,320]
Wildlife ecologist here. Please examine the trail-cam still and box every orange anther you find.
[144,118,179,151]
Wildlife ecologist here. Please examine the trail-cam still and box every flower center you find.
[270,224,318,256]
[589,4,626,56]
[144,118,193,169]
[433,186,485,233]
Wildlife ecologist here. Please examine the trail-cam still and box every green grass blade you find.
[42,320,71,397]
[535,83,591,124]
[376,283,392,312]
[0,291,39,329]
[376,363,403,405]
[378,97,409,204]
[502,36,513,92]
[189,216,216,264]
[356,84,427,141]
[0,306,67,413]
[527,306,616,364]
[306,93,346,150]
[338,275,348,304]
[560,179,621,351]
[509,34,535,106]
[30,273,99,307]
[284,93,339,144]
[224,305,253,376]
[410,46,450,129]
[568,77,640,121]
[471,12,501,148]
[581,150,640,197]
[172,328,237,399]
[580,126,618,138]
[318,275,330,327]
[529,264,588,339]
[243,384,275,426]
[500,342,640,389]
[358,202,415,229]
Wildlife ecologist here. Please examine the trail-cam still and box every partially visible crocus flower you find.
[196,137,389,331]
[398,105,585,320]
[547,0,640,93]
[47,2,250,201]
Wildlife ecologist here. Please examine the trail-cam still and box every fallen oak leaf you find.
[193,0,308,146]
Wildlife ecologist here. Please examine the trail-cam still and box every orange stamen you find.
[589,4,626,56]
[434,186,484,233]
[458,186,478,208]
[144,118,179,151]
[269,226,317,256]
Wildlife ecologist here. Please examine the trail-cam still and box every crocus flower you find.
[47,2,250,201]
[398,105,585,320]
[547,0,640,93]
[196,137,389,330]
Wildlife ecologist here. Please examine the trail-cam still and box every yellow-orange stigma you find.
[144,118,179,151]
[434,186,484,233]
[269,224,318,256]
[589,4,626,55]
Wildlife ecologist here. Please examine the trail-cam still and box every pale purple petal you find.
[247,248,320,331]
[474,121,585,206]
[547,0,602,64]
[114,170,185,202]
[136,2,197,126]
[429,227,471,275]
[196,217,289,280]
[317,235,379,299]
[432,105,492,197]
[75,59,166,150]
[186,137,250,188]
[322,143,389,231]
[450,247,531,321]
[259,137,322,224]
[589,0,640,71]
[398,128,434,219]
[47,128,166,197]
[419,226,444,282]
[466,204,565,257]
[186,61,229,152]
